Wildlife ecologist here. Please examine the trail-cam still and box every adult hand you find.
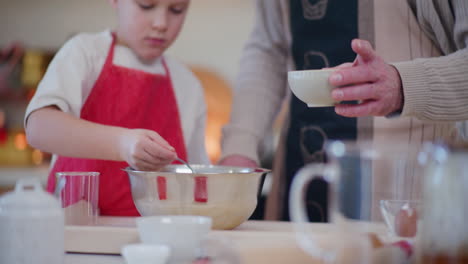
[329,39,404,117]
[218,154,258,168]
[119,129,177,171]
[324,62,354,70]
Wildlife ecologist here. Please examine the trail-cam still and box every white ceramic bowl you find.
[126,165,269,230]
[136,215,212,262]
[287,69,337,107]
[121,243,170,264]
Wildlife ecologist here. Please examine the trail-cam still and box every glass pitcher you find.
[289,140,425,263]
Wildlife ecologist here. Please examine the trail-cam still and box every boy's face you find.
[110,0,190,62]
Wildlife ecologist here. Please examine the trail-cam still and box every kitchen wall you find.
[0,0,255,84]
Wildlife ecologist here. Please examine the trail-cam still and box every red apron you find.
[47,34,188,216]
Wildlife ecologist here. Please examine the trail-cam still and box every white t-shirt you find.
[25,30,210,165]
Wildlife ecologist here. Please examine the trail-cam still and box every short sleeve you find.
[24,33,106,127]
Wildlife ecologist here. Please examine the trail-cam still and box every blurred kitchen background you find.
[0,0,280,217]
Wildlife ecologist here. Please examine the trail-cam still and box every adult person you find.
[331,0,468,122]
[220,0,461,221]
[220,0,367,222]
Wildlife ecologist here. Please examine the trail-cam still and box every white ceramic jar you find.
[417,147,468,263]
[0,177,65,264]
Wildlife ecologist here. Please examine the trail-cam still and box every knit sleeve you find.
[220,0,289,163]
[394,0,468,121]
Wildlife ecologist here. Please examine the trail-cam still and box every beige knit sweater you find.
[221,0,467,219]
[222,0,467,164]
[395,0,468,121]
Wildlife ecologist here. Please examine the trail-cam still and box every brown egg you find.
[367,232,384,249]
[394,207,418,237]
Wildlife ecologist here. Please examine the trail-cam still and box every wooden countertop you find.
[65,216,390,264]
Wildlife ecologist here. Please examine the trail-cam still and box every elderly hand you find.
[329,39,404,117]
[218,154,258,168]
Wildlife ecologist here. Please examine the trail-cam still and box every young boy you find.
[24,0,209,216]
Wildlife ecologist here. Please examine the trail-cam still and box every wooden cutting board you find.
[65,217,389,264]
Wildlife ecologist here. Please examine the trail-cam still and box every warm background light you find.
[32,149,44,165]
[191,67,232,164]
[14,132,27,151]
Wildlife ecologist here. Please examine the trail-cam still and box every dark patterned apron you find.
[283,0,359,221]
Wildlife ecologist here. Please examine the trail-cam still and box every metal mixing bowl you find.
[125,165,270,230]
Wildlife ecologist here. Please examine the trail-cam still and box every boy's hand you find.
[119,129,177,171]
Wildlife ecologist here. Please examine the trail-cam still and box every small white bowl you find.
[121,243,170,264]
[288,69,338,107]
[136,215,212,262]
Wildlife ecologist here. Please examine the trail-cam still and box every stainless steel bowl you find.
[125,165,270,230]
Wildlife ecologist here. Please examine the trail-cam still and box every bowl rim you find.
[123,164,271,175]
[136,215,213,226]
